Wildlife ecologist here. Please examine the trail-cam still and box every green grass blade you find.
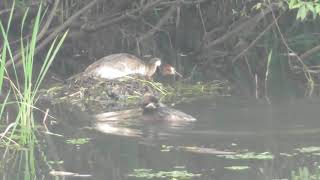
[33,30,69,98]
[0,90,11,123]
[5,1,15,33]
[0,43,7,92]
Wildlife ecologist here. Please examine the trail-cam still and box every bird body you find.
[83,53,161,79]
[142,94,196,122]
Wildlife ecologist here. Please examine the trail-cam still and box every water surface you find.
[8,96,320,180]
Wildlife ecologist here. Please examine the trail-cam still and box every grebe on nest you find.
[82,53,161,79]
[70,53,182,80]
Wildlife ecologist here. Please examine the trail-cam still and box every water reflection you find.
[93,106,197,139]
[7,96,320,179]
[0,145,37,180]
[93,108,142,137]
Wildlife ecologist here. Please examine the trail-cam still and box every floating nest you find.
[39,74,229,114]
[40,75,169,113]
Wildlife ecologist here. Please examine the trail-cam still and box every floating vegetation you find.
[224,166,250,171]
[162,81,229,104]
[218,151,274,160]
[49,170,92,177]
[159,144,235,155]
[174,80,228,97]
[127,169,201,180]
[295,146,320,153]
[160,145,174,152]
[48,161,64,165]
[66,138,90,145]
[280,152,295,157]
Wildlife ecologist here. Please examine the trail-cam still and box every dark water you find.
[6,96,320,180]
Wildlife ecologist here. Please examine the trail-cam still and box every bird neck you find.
[146,62,158,77]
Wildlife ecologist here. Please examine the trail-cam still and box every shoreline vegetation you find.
[1,0,320,179]
[0,3,67,179]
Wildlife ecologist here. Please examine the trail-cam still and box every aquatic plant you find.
[217,151,274,160]
[0,1,67,180]
[128,168,201,180]
[0,1,67,145]
[66,138,91,145]
[224,166,250,171]
[0,1,67,179]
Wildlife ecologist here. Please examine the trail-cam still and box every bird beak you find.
[173,69,183,77]
[145,102,157,109]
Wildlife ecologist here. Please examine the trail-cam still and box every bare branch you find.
[204,7,274,50]
[231,14,281,63]
[138,6,176,42]
[37,0,60,41]
[300,45,320,61]
[82,0,163,32]
[6,0,98,68]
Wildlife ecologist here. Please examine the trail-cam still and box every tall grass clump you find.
[0,2,67,146]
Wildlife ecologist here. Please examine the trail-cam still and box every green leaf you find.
[291,1,303,9]
[306,2,315,13]
[316,4,320,14]
[297,4,307,20]
[288,0,297,9]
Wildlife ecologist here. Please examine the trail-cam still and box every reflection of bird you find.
[95,109,141,122]
[82,53,161,79]
[142,94,196,122]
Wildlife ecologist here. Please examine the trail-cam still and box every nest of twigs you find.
[39,75,168,113]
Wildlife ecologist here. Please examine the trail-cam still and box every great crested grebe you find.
[82,53,161,79]
[141,94,196,122]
